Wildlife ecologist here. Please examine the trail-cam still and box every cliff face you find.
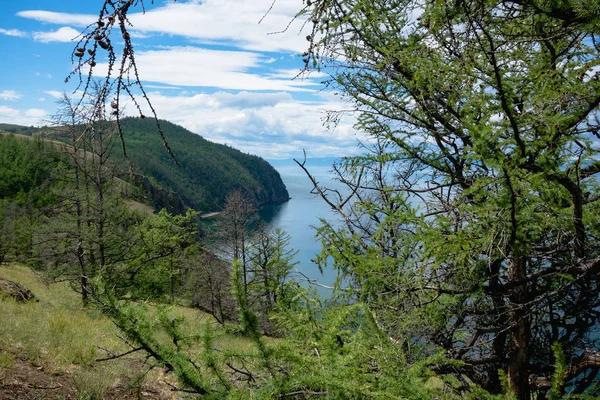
[231,154,291,206]
[117,118,289,213]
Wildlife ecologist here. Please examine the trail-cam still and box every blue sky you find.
[0,0,361,159]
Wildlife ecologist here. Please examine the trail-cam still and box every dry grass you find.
[0,264,180,398]
[124,198,156,215]
[0,263,263,399]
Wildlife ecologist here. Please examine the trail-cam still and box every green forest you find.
[2,0,600,399]
[5,117,289,214]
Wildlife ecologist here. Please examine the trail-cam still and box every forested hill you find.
[115,118,289,212]
[1,118,290,213]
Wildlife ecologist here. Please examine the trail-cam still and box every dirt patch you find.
[0,359,74,400]
[0,359,180,399]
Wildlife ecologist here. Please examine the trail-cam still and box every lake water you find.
[260,159,343,292]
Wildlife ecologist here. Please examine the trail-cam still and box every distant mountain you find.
[1,118,290,214]
[0,124,41,136]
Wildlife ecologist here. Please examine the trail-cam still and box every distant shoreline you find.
[200,211,222,218]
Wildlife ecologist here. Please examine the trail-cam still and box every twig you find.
[95,346,144,362]
[280,390,329,398]
[295,269,335,290]
[259,0,277,24]
[164,381,206,394]
[226,362,256,382]
[27,383,63,390]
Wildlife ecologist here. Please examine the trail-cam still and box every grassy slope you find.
[0,264,255,399]
[0,264,173,399]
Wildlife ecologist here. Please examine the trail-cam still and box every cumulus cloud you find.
[0,106,47,126]
[17,10,95,26]
[13,1,357,158]
[44,90,64,99]
[119,90,361,158]
[18,0,310,52]
[0,90,22,101]
[0,28,27,38]
[90,46,320,91]
[32,26,80,43]
[24,108,47,118]
[213,91,293,108]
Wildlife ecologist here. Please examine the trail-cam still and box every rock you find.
[0,277,36,302]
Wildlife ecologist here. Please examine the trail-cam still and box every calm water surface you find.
[260,160,343,291]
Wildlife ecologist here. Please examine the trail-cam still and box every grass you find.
[0,264,123,368]
[0,262,262,399]
[0,264,177,398]
[124,198,156,216]
[0,264,136,398]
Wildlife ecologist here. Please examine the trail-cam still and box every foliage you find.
[187,250,237,324]
[6,116,290,214]
[115,117,290,213]
[248,226,299,316]
[0,94,205,307]
[0,134,59,207]
[125,208,199,301]
[83,256,491,399]
[0,201,18,265]
[550,342,567,400]
[297,0,600,398]
[0,135,66,263]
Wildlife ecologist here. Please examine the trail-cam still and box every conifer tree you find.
[298,0,600,397]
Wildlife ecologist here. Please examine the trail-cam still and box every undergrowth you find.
[0,263,250,399]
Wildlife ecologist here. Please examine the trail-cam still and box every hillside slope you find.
[2,118,290,213]
[117,118,289,213]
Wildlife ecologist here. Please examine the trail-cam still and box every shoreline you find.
[200,211,222,218]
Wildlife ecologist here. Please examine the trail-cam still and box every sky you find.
[0,0,362,160]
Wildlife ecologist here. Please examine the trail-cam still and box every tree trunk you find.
[507,257,530,400]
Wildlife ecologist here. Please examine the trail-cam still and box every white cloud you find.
[24,108,48,118]
[13,1,356,158]
[0,106,18,115]
[17,10,95,26]
[18,0,311,52]
[144,85,182,90]
[0,90,22,101]
[129,31,150,39]
[120,90,361,158]
[44,90,63,99]
[91,46,319,91]
[33,26,80,43]
[0,106,48,126]
[213,91,293,108]
[268,68,328,80]
[0,28,27,38]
